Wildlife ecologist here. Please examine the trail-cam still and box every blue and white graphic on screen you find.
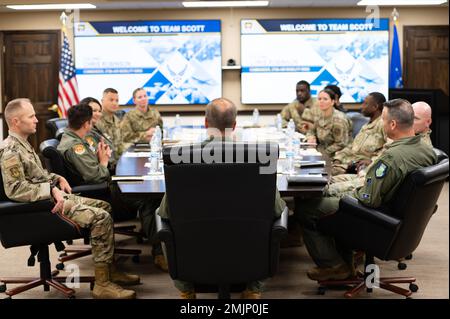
[74,20,221,105]
[241,19,389,104]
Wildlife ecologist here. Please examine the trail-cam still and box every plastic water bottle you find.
[149,135,160,174]
[292,136,301,159]
[287,119,295,137]
[173,114,181,139]
[252,108,259,126]
[276,113,283,131]
[285,139,295,174]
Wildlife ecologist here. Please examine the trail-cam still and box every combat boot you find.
[92,263,136,299]
[241,290,262,299]
[307,263,352,281]
[110,263,140,286]
[180,290,196,299]
[154,254,168,272]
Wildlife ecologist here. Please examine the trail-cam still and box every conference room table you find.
[115,126,330,199]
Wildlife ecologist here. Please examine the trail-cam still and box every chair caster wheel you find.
[56,263,65,270]
[4,296,11,299]
[398,262,407,270]
[366,288,373,293]
[90,282,95,290]
[317,286,326,295]
[409,283,418,292]
[405,254,413,260]
[68,295,76,299]
[132,255,140,263]
[0,282,6,293]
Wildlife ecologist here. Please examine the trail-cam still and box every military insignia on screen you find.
[73,144,86,155]
[375,162,388,179]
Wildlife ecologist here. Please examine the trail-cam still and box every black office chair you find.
[46,118,68,138]
[0,167,94,298]
[39,139,141,268]
[316,153,449,298]
[156,141,288,299]
[346,112,370,138]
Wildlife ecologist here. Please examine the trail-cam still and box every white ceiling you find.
[0,0,447,11]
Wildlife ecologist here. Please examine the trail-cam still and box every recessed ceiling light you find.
[6,3,96,10]
[357,0,447,5]
[183,1,269,8]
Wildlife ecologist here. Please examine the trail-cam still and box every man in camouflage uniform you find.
[281,80,317,133]
[96,88,126,156]
[157,97,287,299]
[295,99,437,281]
[326,100,434,197]
[0,98,138,299]
[331,92,387,176]
[58,103,167,272]
[121,88,163,145]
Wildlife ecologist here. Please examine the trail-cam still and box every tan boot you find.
[241,290,262,299]
[307,263,352,281]
[92,263,136,299]
[154,254,168,272]
[180,290,196,299]
[110,263,140,286]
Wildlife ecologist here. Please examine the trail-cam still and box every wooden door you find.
[404,26,449,96]
[2,31,60,151]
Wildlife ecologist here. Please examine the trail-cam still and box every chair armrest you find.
[0,200,54,217]
[338,195,401,231]
[269,206,288,276]
[272,206,288,240]
[155,211,177,279]
[72,182,109,197]
[318,195,402,259]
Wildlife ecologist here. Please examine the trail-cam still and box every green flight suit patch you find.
[375,162,388,179]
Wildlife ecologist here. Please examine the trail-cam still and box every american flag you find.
[57,31,79,118]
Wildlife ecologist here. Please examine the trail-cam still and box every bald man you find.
[412,101,433,146]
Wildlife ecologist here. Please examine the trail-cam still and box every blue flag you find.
[389,22,403,88]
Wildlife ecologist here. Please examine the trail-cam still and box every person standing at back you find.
[121,88,163,146]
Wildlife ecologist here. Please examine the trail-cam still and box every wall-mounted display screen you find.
[74,20,222,105]
[241,18,389,104]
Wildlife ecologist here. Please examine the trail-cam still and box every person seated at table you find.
[1,98,138,299]
[281,80,317,133]
[157,97,287,299]
[305,89,352,159]
[120,87,163,146]
[58,103,168,272]
[326,100,434,198]
[296,98,436,281]
[324,84,346,113]
[96,88,126,156]
[331,92,387,176]
[80,97,117,172]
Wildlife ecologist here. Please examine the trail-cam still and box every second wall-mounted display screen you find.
[241,18,389,104]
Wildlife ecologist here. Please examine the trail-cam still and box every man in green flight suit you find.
[157,97,286,299]
[296,98,437,281]
[58,103,167,272]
